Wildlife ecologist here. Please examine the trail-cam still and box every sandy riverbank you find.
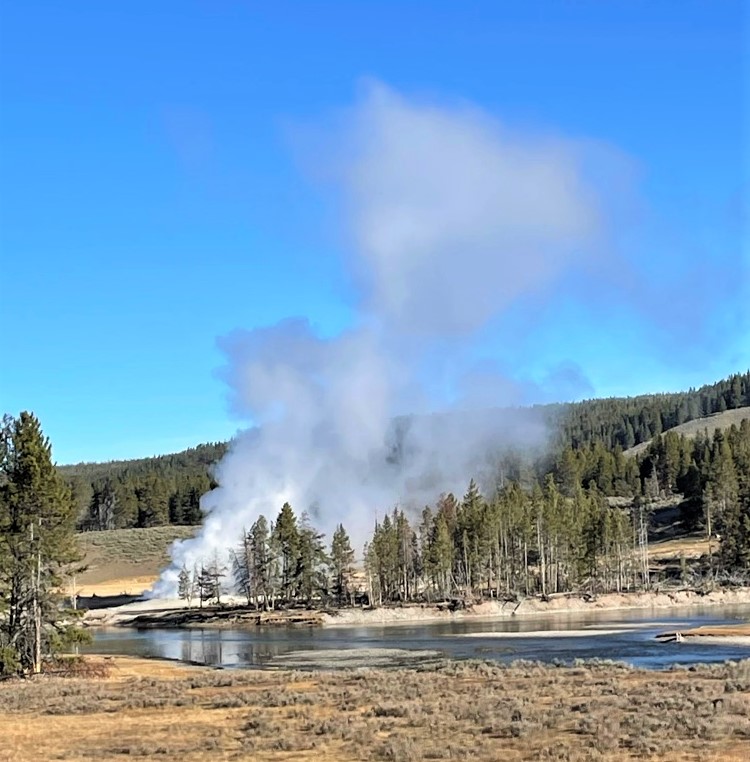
[321,587,750,627]
[656,623,750,647]
[82,586,750,629]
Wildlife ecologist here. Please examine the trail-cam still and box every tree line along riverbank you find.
[82,585,750,629]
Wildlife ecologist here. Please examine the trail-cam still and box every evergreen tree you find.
[705,432,739,545]
[393,509,416,600]
[556,448,581,498]
[296,513,328,604]
[177,565,194,606]
[363,538,381,606]
[456,480,484,591]
[197,553,226,606]
[88,478,117,531]
[113,477,138,528]
[68,476,93,529]
[0,413,83,675]
[231,530,254,605]
[329,524,355,606]
[272,502,300,602]
[372,514,398,601]
[135,474,170,528]
[249,516,272,610]
[429,511,453,598]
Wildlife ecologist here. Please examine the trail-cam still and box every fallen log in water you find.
[114,606,325,629]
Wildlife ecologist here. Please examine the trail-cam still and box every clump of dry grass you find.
[1,656,749,761]
[43,655,112,679]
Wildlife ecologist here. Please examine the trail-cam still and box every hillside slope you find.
[625,406,750,458]
[56,371,749,534]
[73,525,196,595]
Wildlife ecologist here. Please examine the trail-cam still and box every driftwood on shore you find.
[655,623,750,645]
[116,606,325,629]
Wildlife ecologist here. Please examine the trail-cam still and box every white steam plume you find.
[153,83,620,595]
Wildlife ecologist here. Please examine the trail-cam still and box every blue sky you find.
[1,1,747,464]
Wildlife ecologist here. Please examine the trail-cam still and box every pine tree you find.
[0,412,83,675]
[393,509,415,600]
[113,477,138,528]
[557,448,581,498]
[272,502,300,602]
[135,474,170,528]
[68,476,93,529]
[249,516,272,610]
[177,565,194,606]
[231,530,253,605]
[457,480,484,591]
[429,511,453,599]
[296,513,328,604]
[705,433,739,547]
[372,514,398,602]
[88,479,117,531]
[329,524,355,606]
[197,553,226,606]
[363,539,381,606]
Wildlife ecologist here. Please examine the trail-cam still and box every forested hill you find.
[61,442,228,480]
[553,371,750,451]
[625,407,750,459]
[58,443,228,531]
[58,371,749,532]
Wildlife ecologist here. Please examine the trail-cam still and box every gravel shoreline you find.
[83,587,750,629]
[321,587,750,627]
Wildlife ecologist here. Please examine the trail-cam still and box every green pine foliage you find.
[59,443,226,532]
[54,372,749,536]
[215,415,749,608]
[330,524,356,605]
[19,370,746,610]
[0,413,86,676]
[552,371,750,451]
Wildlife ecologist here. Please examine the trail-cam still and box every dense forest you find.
[181,415,750,609]
[60,443,227,531]
[552,370,749,450]
[112,372,749,608]
[58,371,749,536]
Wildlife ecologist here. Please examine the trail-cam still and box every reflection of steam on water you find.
[154,82,627,597]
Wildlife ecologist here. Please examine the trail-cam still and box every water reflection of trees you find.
[99,610,750,670]
[172,630,293,667]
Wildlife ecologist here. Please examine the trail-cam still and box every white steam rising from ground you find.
[153,83,620,595]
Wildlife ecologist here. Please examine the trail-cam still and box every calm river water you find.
[86,604,750,671]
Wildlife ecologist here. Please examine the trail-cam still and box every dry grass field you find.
[625,407,750,459]
[1,656,749,762]
[73,526,196,595]
[648,535,711,561]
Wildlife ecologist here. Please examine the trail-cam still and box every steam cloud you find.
[153,83,620,595]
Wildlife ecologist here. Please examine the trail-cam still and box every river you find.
[84,603,750,670]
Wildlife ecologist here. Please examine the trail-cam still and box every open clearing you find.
[1,656,749,761]
[625,407,750,458]
[73,526,195,595]
[649,535,711,561]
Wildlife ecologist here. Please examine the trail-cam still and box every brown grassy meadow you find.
[72,526,196,595]
[1,656,749,762]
